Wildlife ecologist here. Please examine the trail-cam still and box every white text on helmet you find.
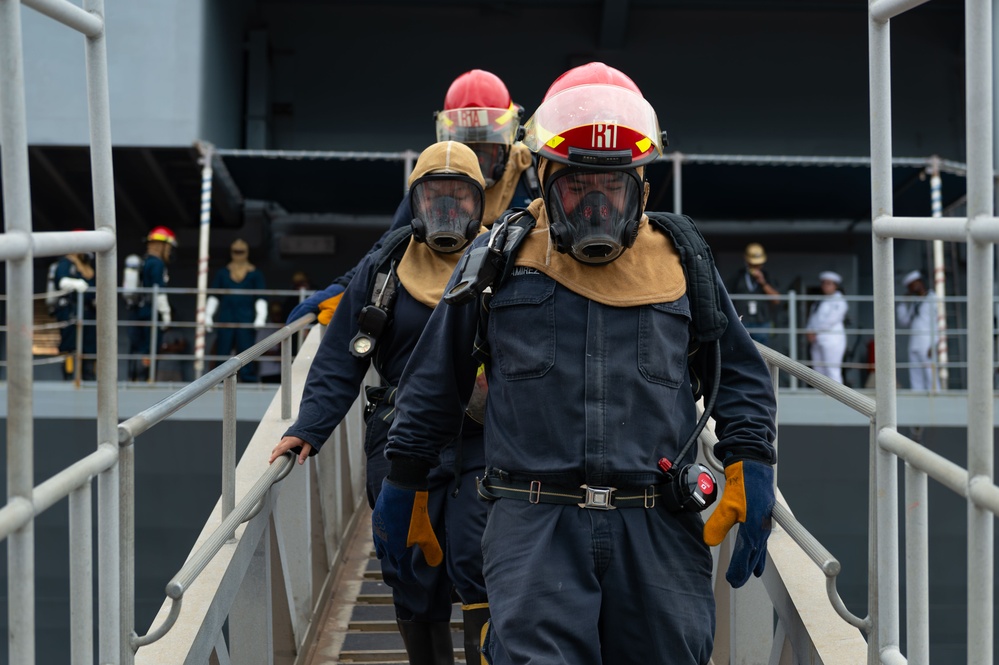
[458,109,490,128]
[592,124,618,149]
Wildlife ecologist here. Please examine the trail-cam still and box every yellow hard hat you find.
[744,243,767,266]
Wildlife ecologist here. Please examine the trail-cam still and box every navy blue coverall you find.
[52,256,96,379]
[127,254,168,381]
[384,230,777,664]
[283,240,487,622]
[211,267,266,382]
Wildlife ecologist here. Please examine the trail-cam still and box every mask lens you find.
[469,144,509,187]
[547,170,642,263]
[411,177,483,253]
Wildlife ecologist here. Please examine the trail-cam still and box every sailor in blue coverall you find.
[372,63,778,665]
[51,252,96,379]
[270,141,490,665]
[205,238,267,382]
[127,226,176,381]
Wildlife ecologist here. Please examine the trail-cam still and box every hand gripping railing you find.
[115,313,314,657]
[695,346,872,636]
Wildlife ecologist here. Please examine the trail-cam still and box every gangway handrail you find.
[694,357,872,635]
[117,314,313,441]
[756,344,877,418]
[131,454,295,649]
[20,0,103,37]
[0,442,117,539]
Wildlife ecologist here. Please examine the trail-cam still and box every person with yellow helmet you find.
[728,242,781,345]
[372,63,777,664]
[270,141,491,665]
[125,226,177,381]
[285,69,540,328]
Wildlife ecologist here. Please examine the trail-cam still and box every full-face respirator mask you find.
[545,166,644,265]
[409,174,484,254]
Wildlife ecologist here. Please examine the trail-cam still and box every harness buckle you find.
[644,485,656,509]
[579,485,617,510]
[529,480,542,504]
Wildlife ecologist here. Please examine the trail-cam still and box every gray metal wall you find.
[21,2,965,159]
[21,0,250,146]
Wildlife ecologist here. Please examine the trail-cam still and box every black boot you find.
[396,619,455,665]
[462,606,490,665]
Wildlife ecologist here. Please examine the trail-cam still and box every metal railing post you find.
[965,1,995,663]
[223,375,237,531]
[149,284,160,383]
[869,7,901,663]
[786,290,798,390]
[70,483,94,665]
[0,0,37,661]
[672,151,683,214]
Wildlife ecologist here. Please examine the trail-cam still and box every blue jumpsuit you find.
[283,240,487,622]
[211,267,266,382]
[127,254,168,381]
[385,230,777,664]
[52,256,96,379]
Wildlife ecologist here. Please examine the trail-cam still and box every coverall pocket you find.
[362,406,392,459]
[488,275,556,380]
[638,298,691,388]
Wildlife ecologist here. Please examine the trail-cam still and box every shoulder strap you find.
[366,226,413,306]
[493,209,538,285]
[349,227,414,365]
[644,212,728,342]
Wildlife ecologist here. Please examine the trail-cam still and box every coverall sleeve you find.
[384,245,483,468]
[282,255,379,452]
[286,196,413,323]
[706,269,778,465]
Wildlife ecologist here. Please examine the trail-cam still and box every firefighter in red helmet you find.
[372,62,777,664]
[278,72,540,662]
[434,69,537,221]
[125,225,177,381]
[287,68,539,326]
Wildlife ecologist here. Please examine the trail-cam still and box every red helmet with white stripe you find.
[522,62,664,169]
[435,70,521,187]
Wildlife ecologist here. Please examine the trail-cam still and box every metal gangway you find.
[0,1,997,665]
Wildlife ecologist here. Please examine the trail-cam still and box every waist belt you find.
[477,475,661,510]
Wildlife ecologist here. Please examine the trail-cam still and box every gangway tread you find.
[304,505,467,664]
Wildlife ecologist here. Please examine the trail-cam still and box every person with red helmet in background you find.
[371,63,777,664]
[286,69,539,327]
[124,225,176,381]
[278,71,538,662]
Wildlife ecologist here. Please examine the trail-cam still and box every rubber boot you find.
[462,606,490,665]
[396,619,455,665]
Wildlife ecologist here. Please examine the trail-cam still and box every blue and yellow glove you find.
[316,292,345,325]
[371,479,443,582]
[286,283,346,324]
[703,460,775,588]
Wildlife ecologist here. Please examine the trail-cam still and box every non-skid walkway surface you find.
[304,508,467,664]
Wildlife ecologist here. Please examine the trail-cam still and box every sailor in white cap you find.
[806,270,848,383]
[897,270,939,390]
